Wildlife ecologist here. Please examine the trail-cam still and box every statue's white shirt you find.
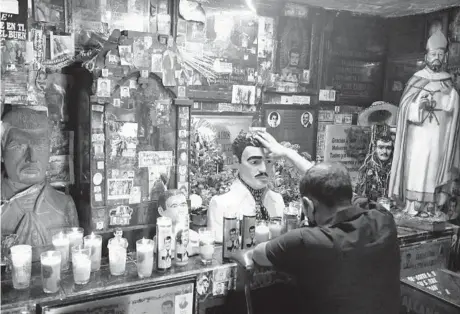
[207,179,285,242]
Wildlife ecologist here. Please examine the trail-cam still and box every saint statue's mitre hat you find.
[358,101,398,127]
[426,30,448,51]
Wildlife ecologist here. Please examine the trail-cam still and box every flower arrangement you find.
[189,118,238,214]
[269,142,311,205]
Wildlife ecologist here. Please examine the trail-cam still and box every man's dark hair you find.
[165,236,171,242]
[162,300,174,307]
[299,162,352,208]
[269,112,278,120]
[232,132,262,163]
[289,47,301,56]
[249,226,255,231]
[230,228,237,233]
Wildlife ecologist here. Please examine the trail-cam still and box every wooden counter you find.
[1,224,457,314]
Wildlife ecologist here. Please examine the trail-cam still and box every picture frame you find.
[37,276,197,314]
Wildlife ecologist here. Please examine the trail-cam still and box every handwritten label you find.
[138,151,173,168]
[319,89,336,102]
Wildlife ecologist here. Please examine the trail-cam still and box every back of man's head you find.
[299,162,352,208]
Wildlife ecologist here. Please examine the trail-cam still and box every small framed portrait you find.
[267,111,281,128]
[178,86,186,98]
[179,141,187,150]
[129,79,137,89]
[120,86,130,98]
[302,69,310,83]
[301,111,313,128]
[179,151,188,163]
[141,69,149,78]
[102,68,109,77]
[113,98,121,107]
[180,119,188,128]
[179,130,188,138]
[158,35,168,45]
[97,78,111,97]
[108,54,117,63]
[179,165,187,176]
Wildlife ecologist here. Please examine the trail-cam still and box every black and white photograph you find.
[50,32,74,59]
[120,86,130,98]
[113,98,121,107]
[107,179,134,200]
[97,78,111,97]
[267,111,281,128]
[119,45,133,66]
[232,85,256,105]
[301,111,313,128]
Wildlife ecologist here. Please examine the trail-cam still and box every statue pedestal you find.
[393,211,457,233]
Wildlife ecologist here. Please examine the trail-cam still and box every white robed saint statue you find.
[389,30,460,218]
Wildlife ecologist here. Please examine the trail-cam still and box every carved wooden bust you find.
[1,107,78,258]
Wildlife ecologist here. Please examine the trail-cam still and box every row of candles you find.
[8,206,301,294]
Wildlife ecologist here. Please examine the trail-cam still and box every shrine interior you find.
[1,0,460,313]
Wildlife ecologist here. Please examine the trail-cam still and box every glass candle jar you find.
[268,217,283,239]
[136,238,154,278]
[41,251,61,293]
[255,221,270,244]
[52,231,69,271]
[71,245,91,285]
[83,233,102,272]
[198,228,215,265]
[10,245,32,290]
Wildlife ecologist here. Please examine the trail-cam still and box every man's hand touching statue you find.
[254,131,314,174]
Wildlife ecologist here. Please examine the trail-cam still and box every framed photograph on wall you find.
[37,276,197,314]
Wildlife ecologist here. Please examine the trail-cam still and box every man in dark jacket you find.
[232,132,401,314]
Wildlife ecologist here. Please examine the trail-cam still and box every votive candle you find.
[84,233,102,272]
[136,238,154,278]
[52,231,69,271]
[255,221,270,244]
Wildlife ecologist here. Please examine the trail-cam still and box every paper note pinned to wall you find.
[138,151,173,168]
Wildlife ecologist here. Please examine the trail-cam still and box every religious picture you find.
[232,85,256,105]
[34,0,65,27]
[50,33,74,59]
[162,47,178,87]
[120,86,130,98]
[178,183,188,196]
[302,69,310,84]
[301,111,313,128]
[196,272,211,297]
[277,17,311,83]
[113,98,121,107]
[97,78,111,97]
[174,293,193,314]
[189,70,202,85]
[119,45,133,66]
[267,111,281,128]
[179,151,188,163]
[107,179,134,200]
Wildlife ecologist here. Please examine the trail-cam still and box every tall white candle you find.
[255,224,270,244]
[52,232,69,271]
[84,233,102,272]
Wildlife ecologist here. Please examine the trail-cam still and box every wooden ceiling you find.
[254,0,460,17]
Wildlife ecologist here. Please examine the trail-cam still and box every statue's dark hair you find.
[232,132,262,163]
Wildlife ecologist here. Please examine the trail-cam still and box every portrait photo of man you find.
[267,111,280,128]
[245,225,256,248]
[226,228,240,252]
[301,112,312,128]
[97,79,110,97]
[161,300,174,314]
[281,47,301,83]
[161,236,172,264]
[120,86,130,98]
